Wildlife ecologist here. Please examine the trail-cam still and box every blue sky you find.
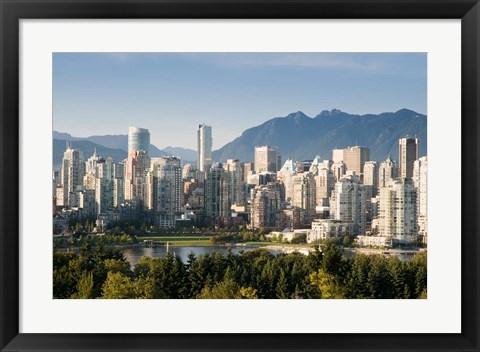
[53,52,427,150]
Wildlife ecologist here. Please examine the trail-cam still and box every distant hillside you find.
[163,146,197,164]
[212,109,427,163]
[53,132,198,167]
[52,132,178,161]
[53,139,128,167]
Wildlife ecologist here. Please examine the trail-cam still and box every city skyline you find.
[53,52,427,150]
[52,52,428,300]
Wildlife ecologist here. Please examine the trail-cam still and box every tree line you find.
[53,241,427,299]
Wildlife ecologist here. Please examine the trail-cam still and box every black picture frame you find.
[1,1,479,351]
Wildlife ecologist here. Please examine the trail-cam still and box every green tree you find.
[104,258,132,277]
[197,278,242,299]
[310,268,345,299]
[71,271,94,299]
[321,241,345,277]
[239,287,258,299]
[101,272,136,299]
[275,269,290,299]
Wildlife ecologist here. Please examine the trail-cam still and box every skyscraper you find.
[413,156,428,242]
[223,159,245,206]
[330,176,369,234]
[197,124,213,173]
[112,163,125,207]
[150,157,182,228]
[277,158,297,202]
[378,178,417,243]
[128,126,150,155]
[124,150,149,206]
[363,161,379,196]
[61,144,86,207]
[343,146,370,176]
[378,156,398,188]
[291,173,316,220]
[254,146,279,173]
[250,182,281,229]
[204,163,229,219]
[315,165,335,205]
[399,137,419,179]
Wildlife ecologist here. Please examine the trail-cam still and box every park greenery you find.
[53,241,427,299]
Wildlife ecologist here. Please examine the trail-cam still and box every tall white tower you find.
[61,143,85,207]
[378,178,417,243]
[197,124,212,173]
[128,126,150,155]
[413,156,428,242]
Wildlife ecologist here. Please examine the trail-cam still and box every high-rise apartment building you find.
[315,165,335,205]
[197,124,213,173]
[250,182,281,229]
[277,158,297,202]
[332,161,346,182]
[378,156,398,188]
[204,163,229,219]
[363,161,379,196]
[378,178,417,243]
[399,137,419,180]
[95,177,113,215]
[61,144,86,207]
[332,149,344,164]
[93,156,114,215]
[128,126,150,155]
[112,163,125,207]
[124,150,149,206]
[413,156,428,242]
[291,173,316,220]
[241,162,254,184]
[330,176,369,234]
[149,157,182,228]
[343,146,370,175]
[85,148,102,175]
[223,159,245,206]
[254,146,279,173]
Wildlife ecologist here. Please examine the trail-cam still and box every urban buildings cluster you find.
[53,125,427,247]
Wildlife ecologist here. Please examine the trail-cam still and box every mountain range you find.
[212,108,427,163]
[54,108,426,167]
[52,132,196,166]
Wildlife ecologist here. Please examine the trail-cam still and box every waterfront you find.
[121,243,421,267]
[122,245,286,266]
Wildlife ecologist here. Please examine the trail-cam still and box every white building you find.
[315,164,335,205]
[363,161,379,196]
[277,158,297,202]
[330,176,369,234]
[61,144,86,207]
[378,156,398,189]
[128,126,150,156]
[307,219,353,242]
[378,178,417,243]
[197,124,213,173]
[356,235,392,248]
[254,146,279,173]
[267,229,309,243]
[413,156,428,242]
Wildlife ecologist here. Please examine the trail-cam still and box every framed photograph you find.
[1,0,479,351]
